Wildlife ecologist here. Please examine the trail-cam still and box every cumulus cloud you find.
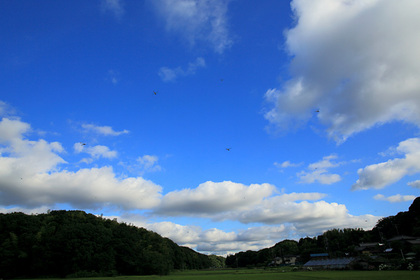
[0,117,31,143]
[153,187,378,252]
[153,181,377,240]
[297,155,342,184]
[195,227,281,255]
[74,143,118,161]
[81,123,129,136]
[373,194,416,203]
[264,0,420,142]
[122,212,291,255]
[159,57,205,82]
[0,110,382,256]
[352,138,420,190]
[0,101,15,117]
[233,198,377,236]
[151,0,233,53]
[146,221,201,245]
[156,181,276,216]
[136,155,162,175]
[101,0,124,19]
[121,192,378,255]
[408,180,420,189]
[0,117,162,210]
[0,118,66,177]
[1,167,162,210]
[274,160,301,169]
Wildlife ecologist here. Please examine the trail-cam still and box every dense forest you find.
[0,210,222,278]
[226,197,420,268]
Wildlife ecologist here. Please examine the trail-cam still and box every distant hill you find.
[226,197,420,267]
[0,210,221,278]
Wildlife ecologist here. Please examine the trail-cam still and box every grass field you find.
[55,269,420,280]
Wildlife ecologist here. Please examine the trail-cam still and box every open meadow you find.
[42,269,420,280]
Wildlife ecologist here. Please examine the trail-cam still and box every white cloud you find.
[236,225,288,243]
[0,114,383,256]
[274,160,301,169]
[81,123,129,136]
[101,0,124,19]
[0,165,162,210]
[0,117,31,143]
[373,194,416,203]
[121,212,291,255]
[121,191,378,255]
[0,118,66,177]
[408,180,420,189]
[0,101,15,117]
[156,181,276,216]
[352,138,420,190]
[232,198,377,236]
[106,70,119,85]
[199,228,237,243]
[74,143,118,160]
[153,181,378,241]
[152,0,233,53]
[0,205,51,215]
[0,118,162,210]
[159,57,205,82]
[298,170,341,185]
[264,0,420,142]
[297,155,342,184]
[147,221,285,255]
[147,221,202,245]
[137,155,162,174]
[195,226,282,255]
[154,187,378,251]
[158,68,178,83]
[275,192,327,202]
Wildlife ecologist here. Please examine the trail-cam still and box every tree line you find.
[226,197,420,268]
[0,210,217,278]
[1,197,418,277]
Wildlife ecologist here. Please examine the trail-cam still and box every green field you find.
[49,269,420,280]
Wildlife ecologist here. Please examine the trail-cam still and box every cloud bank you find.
[156,181,276,216]
[264,0,420,142]
[0,117,161,210]
[0,115,379,255]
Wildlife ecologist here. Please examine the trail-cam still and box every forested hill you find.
[226,197,420,267]
[0,210,219,278]
[1,198,419,278]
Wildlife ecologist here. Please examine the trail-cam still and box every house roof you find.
[304,257,355,267]
[359,242,382,247]
[387,235,417,242]
[310,253,329,258]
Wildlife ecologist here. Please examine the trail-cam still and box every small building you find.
[310,253,329,259]
[388,235,418,242]
[355,242,384,255]
[303,257,356,270]
[269,255,298,266]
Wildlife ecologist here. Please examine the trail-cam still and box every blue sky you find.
[1,0,420,256]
